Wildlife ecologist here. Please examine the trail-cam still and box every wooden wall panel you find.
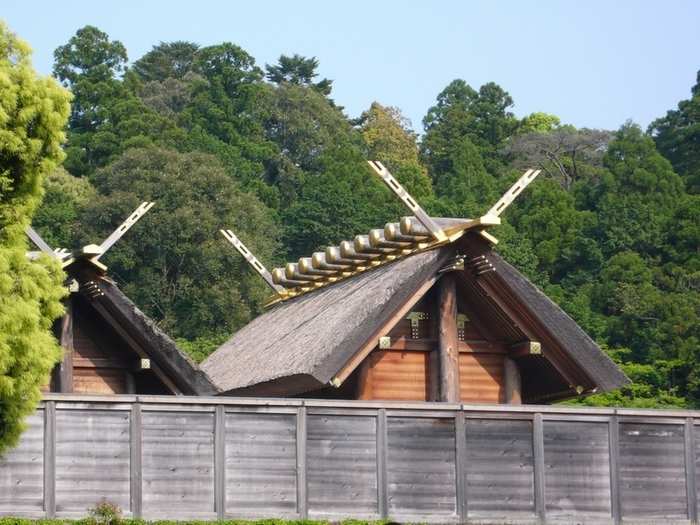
[307,415,377,515]
[0,411,44,512]
[72,368,125,395]
[619,422,687,519]
[142,411,214,515]
[459,353,504,403]
[387,417,456,516]
[361,351,429,401]
[55,409,130,512]
[465,418,535,517]
[224,412,297,514]
[543,421,611,517]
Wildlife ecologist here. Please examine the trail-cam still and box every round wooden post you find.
[504,357,522,404]
[438,273,460,402]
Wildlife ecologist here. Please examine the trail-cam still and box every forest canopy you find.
[30,25,700,408]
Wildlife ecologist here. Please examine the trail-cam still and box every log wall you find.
[1,394,699,524]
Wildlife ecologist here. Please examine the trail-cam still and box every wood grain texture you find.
[619,422,687,519]
[465,418,535,517]
[543,421,611,517]
[438,274,460,402]
[695,424,700,518]
[141,411,214,516]
[59,299,73,393]
[224,412,297,513]
[0,411,44,512]
[459,353,504,403]
[386,417,456,516]
[307,415,377,515]
[361,350,429,401]
[55,409,130,512]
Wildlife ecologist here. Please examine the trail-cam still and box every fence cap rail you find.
[39,393,700,418]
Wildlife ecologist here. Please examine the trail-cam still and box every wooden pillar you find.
[504,357,522,404]
[438,273,460,402]
[58,295,74,393]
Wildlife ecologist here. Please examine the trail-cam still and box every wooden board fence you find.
[1,394,699,524]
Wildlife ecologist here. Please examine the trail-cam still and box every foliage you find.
[358,102,433,200]
[422,79,517,174]
[0,22,70,454]
[649,69,700,193]
[131,41,200,82]
[80,146,280,340]
[24,25,700,410]
[266,54,332,96]
[88,500,122,525]
[32,167,95,248]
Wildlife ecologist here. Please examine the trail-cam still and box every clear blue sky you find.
[4,1,699,132]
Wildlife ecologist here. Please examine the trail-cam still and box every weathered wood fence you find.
[1,394,699,524]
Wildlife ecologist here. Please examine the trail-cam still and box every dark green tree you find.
[266,54,332,96]
[80,147,280,346]
[422,79,517,175]
[649,70,700,193]
[132,41,199,82]
[593,123,685,256]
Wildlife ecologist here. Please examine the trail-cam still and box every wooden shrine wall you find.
[51,296,171,396]
[2,394,698,524]
[356,293,508,403]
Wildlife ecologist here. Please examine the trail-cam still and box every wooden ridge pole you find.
[438,273,460,402]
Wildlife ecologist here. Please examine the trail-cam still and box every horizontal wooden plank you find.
[55,409,130,512]
[141,411,215,514]
[0,411,44,512]
[225,412,297,513]
[307,415,377,514]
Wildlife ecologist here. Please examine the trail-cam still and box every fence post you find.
[455,411,467,522]
[376,408,388,519]
[296,405,308,519]
[130,403,142,518]
[43,401,56,518]
[533,413,546,523]
[215,405,226,519]
[608,414,621,525]
[685,418,697,524]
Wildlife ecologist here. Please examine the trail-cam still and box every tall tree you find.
[358,102,432,200]
[649,70,700,194]
[422,79,517,175]
[132,41,199,82]
[53,27,188,177]
[266,54,332,96]
[593,123,685,256]
[506,127,611,190]
[0,22,70,453]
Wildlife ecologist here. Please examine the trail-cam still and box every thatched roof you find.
[202,247,450,395]
[202,234,629,399]
[71,263,217,396]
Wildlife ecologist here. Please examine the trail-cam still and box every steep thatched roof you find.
[71,263,217,395]
[202,247,451,395]
[202,235,629,399]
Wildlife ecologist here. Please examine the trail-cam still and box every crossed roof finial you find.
[224,162,541,305]
[26,201,155,272]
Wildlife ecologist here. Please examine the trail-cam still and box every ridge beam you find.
[368,160,447,242]
[221,229,286,296]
